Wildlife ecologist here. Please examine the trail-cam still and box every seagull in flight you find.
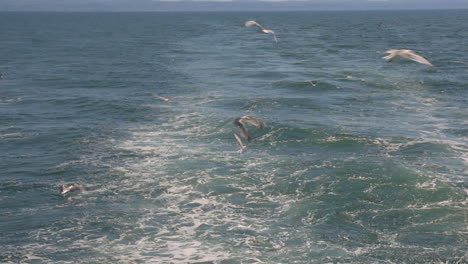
[243,20,278,44]
[154,94,172,102]
[59,184,88,195]
[233,115,264,142]
[381,49,433,66]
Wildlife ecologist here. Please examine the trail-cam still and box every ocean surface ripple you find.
[0,11,467,264]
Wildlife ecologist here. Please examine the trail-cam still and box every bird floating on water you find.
[381,49,433,66]
[233,115,264,143]
[243,20,278,44]
[59,184,88,195]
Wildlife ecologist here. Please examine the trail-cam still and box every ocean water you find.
[0,10,467,264]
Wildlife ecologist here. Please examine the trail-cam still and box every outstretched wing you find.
[234,133,247,153]
[404,51,433,66]
[154,94,172,102]
[240,115,264,130]
[244,20,264,30]
[271,32,278,44]
[382,49,398,62]
[233,118,251,142]
[76,184,88,191]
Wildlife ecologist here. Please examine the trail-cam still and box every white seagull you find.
[59,184,88,195]
[381,49,433,66]
[154,94,172,102]
[234,133,247,153]
[243,20,278,44]
[233,115,264,142]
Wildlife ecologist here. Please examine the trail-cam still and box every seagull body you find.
[382,49,433,66]
[233,115,264,142]
[234,133,247,153]
[59,184,87,195]
[243,20,278,44]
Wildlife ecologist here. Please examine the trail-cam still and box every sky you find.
[0,0,467,12]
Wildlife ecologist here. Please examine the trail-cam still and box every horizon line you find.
[1,7,468,12]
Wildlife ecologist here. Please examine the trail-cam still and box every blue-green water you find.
[0,10,467,263]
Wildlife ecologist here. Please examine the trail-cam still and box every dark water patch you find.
[0,181,53,194]
[271,79,339,92]
[390,141,457,158]
[246,71,290,80]
[442,127,468,138]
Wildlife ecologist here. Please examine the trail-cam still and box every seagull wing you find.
[61,185,73,195]
[156,95,171,102]
[261,29,277,43]
[382,50,398,62]
[76,184,88,191]
[234,133,247,153]
[233,118,252,142]
[240,115,264,130]
[61,184,87,195]
[244,20,264,30]
[271,32,278,44]
[403,51,433,66]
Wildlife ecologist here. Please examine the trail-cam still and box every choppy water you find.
[0,10,467,264]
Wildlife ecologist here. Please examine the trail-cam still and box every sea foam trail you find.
[1,10,467,264]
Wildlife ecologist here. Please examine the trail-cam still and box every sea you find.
[0,10,467,264]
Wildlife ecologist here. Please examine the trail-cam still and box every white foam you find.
[0,98,22,104]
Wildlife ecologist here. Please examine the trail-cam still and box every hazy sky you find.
[0,0,467,11]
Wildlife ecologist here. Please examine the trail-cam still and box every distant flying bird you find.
[233,115,264,142]
[381,49,433,66]
[243,20,278,44]
[154,94,172,102]
[307,81,320,87]
[0,72,3,79]
[234,133,247,153]
[59,184,88,195]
